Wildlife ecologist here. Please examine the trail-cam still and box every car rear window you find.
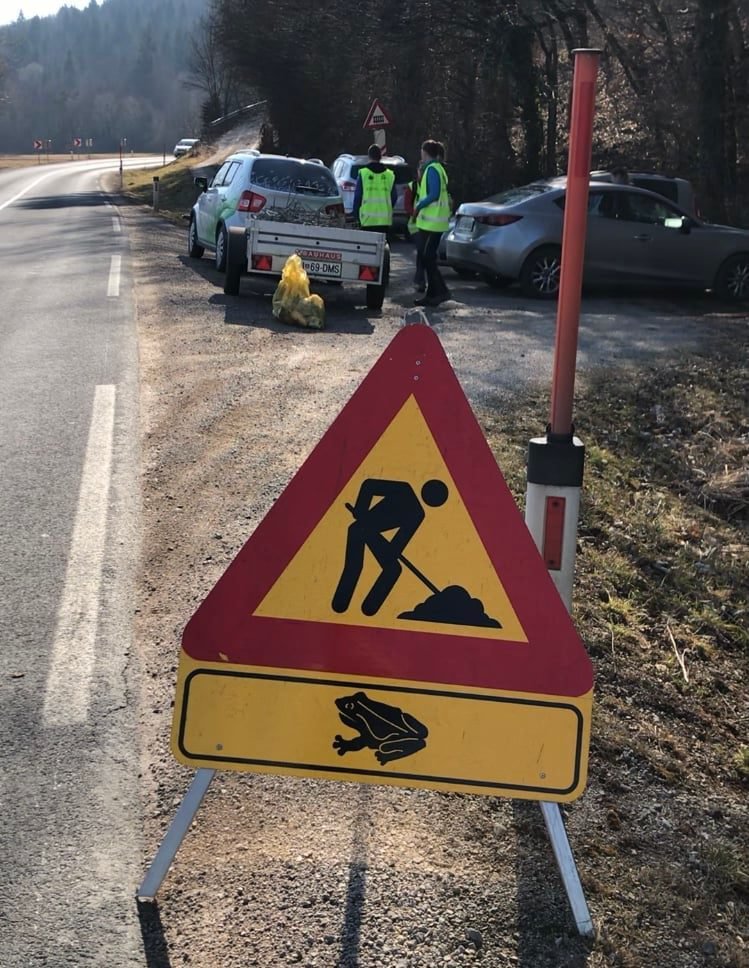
[251,159,338,196]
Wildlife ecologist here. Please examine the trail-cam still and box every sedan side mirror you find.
[664,215,692,234]
[194,176,208,193]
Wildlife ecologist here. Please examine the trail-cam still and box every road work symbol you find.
[333,691,428,765]
[332,477,501,628]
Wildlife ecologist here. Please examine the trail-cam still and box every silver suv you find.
[188,151,345,271]
[331,153,415,236]
[590,170,698,216]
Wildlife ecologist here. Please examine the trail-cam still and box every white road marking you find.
[107,254,121,297]
[43,385,116,727]
[0,170,58,211]
[112,217,121,233]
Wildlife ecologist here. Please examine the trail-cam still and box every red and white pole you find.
[525,47,600,610]
[524,49,600,939]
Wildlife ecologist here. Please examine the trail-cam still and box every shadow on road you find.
[16,191,110,209]
[513,800,595,968]
[136,898,172,968]
[337,785,372,968]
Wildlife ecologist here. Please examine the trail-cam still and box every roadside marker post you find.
[139,324,595,931]
[524,48,602,939]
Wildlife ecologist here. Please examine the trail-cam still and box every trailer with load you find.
[223,221,390,310]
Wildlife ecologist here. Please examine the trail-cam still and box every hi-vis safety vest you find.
[359,167,395,227]
[415,162,450,233]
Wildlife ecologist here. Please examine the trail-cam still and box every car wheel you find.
[188,218,204,259]
[215,224,228,273]
[519,245,562,299]
[482,272,512,288]
[714,253,749,302]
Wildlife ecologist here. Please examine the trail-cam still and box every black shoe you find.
[426,292,452,306]
[414,284,426,293]
[413,296,429,306]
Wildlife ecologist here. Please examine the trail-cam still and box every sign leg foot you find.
[137,768,215,901]
[540,801,594,937]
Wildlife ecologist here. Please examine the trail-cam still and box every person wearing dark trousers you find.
[414,140,451,307]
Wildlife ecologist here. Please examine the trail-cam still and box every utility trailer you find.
[224,221,390,309]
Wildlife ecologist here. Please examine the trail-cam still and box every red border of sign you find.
[363,98,392,129]
[182,325,593,698]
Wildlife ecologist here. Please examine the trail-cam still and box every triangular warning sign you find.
[181,325,592,700]
[255,395,526,642]
[363,98,392,129]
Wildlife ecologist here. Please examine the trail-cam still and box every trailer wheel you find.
[224,261,241,295]
[366,284,385,310]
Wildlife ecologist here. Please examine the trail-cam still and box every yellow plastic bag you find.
[272,254,326,330]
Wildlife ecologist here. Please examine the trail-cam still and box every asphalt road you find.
[0,156,159,967]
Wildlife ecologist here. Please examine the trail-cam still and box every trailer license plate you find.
[299,251,343,279]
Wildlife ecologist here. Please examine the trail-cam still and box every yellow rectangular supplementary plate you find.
[172,655,592,802]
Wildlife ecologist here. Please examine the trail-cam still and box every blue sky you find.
[0,1,92,27]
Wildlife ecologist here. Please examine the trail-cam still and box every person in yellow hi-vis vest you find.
[353,145,398,233]
[413,140,451,307]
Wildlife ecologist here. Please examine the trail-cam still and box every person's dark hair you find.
[368,144,382,162]
[610,165,630,184]
[421,139,445,160]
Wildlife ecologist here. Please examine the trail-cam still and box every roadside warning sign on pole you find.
[33,139,43,150]
[363,98,392,129]
[171,325,593,801]
[73,137,82,147]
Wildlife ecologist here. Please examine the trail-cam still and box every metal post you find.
[152,176,160,211]
[137,768,215,901]
[540,801,595,936]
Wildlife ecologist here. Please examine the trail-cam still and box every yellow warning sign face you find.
[255,396,527,643]
[173,654,592,801]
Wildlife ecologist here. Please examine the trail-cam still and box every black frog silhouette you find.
[333,692,428,765]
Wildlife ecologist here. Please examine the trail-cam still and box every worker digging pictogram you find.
[332,477,501,628]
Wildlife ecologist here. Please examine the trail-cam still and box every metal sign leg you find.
[539,801,594,937]
[137,769,215,901]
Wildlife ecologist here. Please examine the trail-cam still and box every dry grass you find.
[479,340,749,964]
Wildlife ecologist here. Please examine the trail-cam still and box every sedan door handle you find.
[633,234,651,242]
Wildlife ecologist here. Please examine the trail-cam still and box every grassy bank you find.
[122,154,207,225]
[480,337,748,965]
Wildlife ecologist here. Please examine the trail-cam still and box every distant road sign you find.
[33,139,43,150]
[73,137,82,147]
[363,98,392,129]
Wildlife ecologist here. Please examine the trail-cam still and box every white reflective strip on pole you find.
[525,482,581,610]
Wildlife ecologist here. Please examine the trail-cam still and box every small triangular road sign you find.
[363,98,392,129]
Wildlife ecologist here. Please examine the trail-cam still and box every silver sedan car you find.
[445,179,749,301]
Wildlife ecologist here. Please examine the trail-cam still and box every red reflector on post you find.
[252,254,273,271]
[543,496,566,570]
[358,266,378,281]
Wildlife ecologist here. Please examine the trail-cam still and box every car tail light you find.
[358,265,379,281]
[325,203,345,217]
[340,181,357,192]
[474,213,523,226]
[252,254,273,271]
[238,190,266,213]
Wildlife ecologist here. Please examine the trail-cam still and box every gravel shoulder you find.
[122,199,747,968]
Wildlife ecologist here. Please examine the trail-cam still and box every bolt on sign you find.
[172,325,594,802]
